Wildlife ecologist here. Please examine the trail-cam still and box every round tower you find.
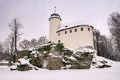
[49,13,62,43]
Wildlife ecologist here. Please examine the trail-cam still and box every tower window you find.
[70,30,72,33]
[75,29,77,32]
[88,28,90,31]
[58,33,60,36]
[81,28,83,31]
[65,31,67,34]
[58,40,61,43]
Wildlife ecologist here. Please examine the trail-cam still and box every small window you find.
[58,33,60,36]
[88,28,90,31]
[58,40,61,43]
[81,28,83,31]
[75,29,77,32]
[65,31,67,34]
[70,30,72,33]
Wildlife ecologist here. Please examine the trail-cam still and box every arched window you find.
[70,30,72,33]
[65,31,67,34]
[58,33,60,36]
[81,28,83,31]
[88,28,90,31]
[75,29,77,32]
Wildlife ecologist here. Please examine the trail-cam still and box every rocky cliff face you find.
[12,43,95,71]
[29,43,95,70]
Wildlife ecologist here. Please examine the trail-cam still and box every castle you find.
[49,12,94,49]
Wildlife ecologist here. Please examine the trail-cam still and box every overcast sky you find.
[0,0,120,42]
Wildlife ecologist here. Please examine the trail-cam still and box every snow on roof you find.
[57,22,93,32]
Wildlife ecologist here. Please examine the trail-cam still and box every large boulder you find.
[70,52,93,69]
[16,43,95,70]
[46,56,64,70]
[30,56,45,68]
[78,54,93,69]
[17,58,32,71]
[17,64,32,71]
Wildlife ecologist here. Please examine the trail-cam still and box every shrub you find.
[18,50,32,58]
[81,52,90,57]
[38,45,51,52]
[64,49,73,57]
[55,43,64,52]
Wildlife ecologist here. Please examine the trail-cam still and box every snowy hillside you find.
[0,59,120,80]
[0,43,120,80]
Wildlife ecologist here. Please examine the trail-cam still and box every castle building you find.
[49,12,94,49]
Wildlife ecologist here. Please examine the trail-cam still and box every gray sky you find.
[0,0,120,42]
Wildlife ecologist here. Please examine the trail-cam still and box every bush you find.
[17,50,32,59]
[64,49,73,57]
[81,52,90,57]
[38,45,51,52]
[55,43,64,52]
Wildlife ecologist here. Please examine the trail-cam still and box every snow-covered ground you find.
[0,59,120,80]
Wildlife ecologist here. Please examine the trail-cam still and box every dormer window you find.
[65,25,68,27]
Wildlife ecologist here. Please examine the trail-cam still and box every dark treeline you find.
[94,12,120,61]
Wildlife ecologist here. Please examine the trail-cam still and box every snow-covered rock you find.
[91,55,112,69]
[18,58,29,65]
[10,65,17,71]
[30,51,39,57]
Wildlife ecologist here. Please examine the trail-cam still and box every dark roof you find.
[51,13,60,17]
[49,13,62,21]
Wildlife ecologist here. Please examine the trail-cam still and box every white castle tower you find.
[49,9,61,42]
[49,8,94,49]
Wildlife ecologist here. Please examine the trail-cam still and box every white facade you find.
[49,13,94,49]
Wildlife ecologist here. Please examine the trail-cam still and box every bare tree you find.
[30,38,37,49]
[93,29,101,56]
[0,42,4,60]
[108,12,120,52]
[94,29,114,59]
[3,34,15,64]
[9,18,23,55]
[38,36,48,46]
[19,39,30,50]
[0,42,3,53]
[4,34,14,54]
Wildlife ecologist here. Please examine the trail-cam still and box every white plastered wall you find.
[56,26,94,49]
